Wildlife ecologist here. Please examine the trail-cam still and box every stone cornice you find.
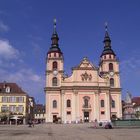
[46,70,64,73]
[71,67,98,71]
[99,59,119,64]
[44,86,122,94]
[110,88,122,92]
[44,87,61,92]
[45,86,111,91]
[0,93,27,96]
[47,58,64,61]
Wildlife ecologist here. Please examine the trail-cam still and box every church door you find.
[84,112,89,122]
[53,115,57,123]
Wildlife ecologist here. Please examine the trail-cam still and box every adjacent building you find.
[34,104,45,123]
[28,96,35,121]
[0,82,29,124]
[45,21,122,123]
[132,97,140,119]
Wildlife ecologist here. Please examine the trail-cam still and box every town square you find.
[0,123,140,140]
[0,0,140,140]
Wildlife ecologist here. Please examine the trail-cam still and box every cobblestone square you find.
[0,123,140,140]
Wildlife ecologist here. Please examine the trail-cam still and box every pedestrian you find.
[32,120,34,127]
[94,119,98,128]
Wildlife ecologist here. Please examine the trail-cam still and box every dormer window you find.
[5,86,11,93]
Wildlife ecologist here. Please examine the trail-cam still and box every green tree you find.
[135,111,140,119]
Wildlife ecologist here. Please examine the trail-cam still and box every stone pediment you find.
[72,57,97,70]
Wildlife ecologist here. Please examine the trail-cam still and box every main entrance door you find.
[84,112,89,122]
[53,115,57,123]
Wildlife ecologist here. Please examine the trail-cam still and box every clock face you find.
[109,71,114,76]
[53,70,58,76]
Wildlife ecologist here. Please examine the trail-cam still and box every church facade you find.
[45,21,122,123]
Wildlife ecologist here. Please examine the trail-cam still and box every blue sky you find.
[0,0,140,103]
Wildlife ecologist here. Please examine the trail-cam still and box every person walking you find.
[94,119,98,128]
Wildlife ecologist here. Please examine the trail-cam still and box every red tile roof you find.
[132,97,140,106]
[0,82,26,94]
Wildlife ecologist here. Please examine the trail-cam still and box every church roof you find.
[47,19,63,54]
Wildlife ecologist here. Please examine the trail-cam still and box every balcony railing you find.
[82,104,91,108]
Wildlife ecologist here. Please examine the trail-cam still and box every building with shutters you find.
[0,82,30,124]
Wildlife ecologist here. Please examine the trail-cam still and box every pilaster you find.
[95,92,99,121]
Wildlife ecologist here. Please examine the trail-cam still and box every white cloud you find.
[0,21,9,32]
[0,67,44,95]
[6,69,42,83]
[0,38,44,102]
[0,39,19,60]
[121,57,140,72]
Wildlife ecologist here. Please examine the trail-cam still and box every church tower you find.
[99,23,120,88]
[45,19,64,122]
[46,19,64,88]
[99,23,122,119]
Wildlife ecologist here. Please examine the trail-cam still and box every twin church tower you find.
[45,20,122,123]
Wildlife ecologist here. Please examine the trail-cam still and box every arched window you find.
[53,100,57,108]
[110,78,114,87]
[52,77,57,86]
[109,63,113,71]
[112,100,115,108]
[52,61,57,70]
[101,100,104,107]
[59,53,61,58]
[67,99,71,107]
[84,98,89,107]
[54,53,56,57]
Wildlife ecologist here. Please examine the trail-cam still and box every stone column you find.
[72,90,76,122]
[95,92,100,121]
[61,90,65,123]
[75,91,78,123]
[93,93,96,121]
[46,93,51,122]
[105,92,111,121]
[48,94,52,122]
[117,93,122,118]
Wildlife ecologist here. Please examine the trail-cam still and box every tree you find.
[0,110,11,124]
[135,111,140,119]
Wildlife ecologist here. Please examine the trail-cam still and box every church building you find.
[45,20,122,123]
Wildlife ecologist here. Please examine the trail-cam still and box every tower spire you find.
[51,18,59,47]
[53,18,57,34]
[100,22,116,57]
[47,19,63,55]
[105,22,108,32]
[104,22,111,44]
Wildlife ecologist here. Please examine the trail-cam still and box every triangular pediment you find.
[72,57,97,70]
